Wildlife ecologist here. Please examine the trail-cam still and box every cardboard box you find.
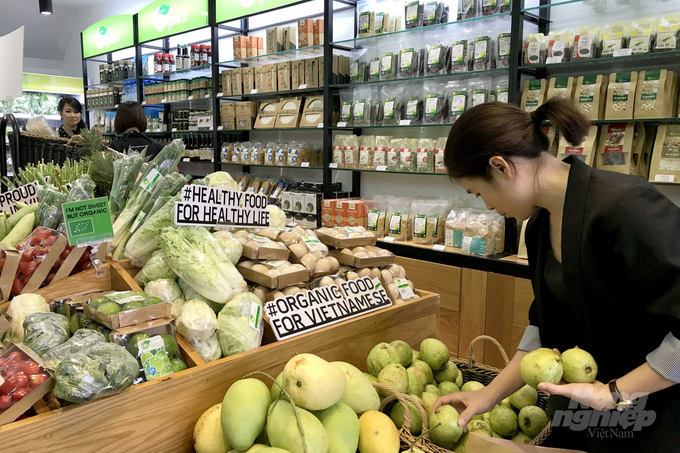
[322,199,335,227]
[233,36,247,60]
[299,95,324,128]
[284,26,297,50]
[221,70,233,96]
[314,19,324,46]
[263,63,278,92]
[317,56,324,87]
[332,55,340,85]
[318,230,378,249]
[237,261,309,289]
[0,344,54,426]
[298,18,314,48]
[254,66,265,92]
[221,117,236,130]
[277,62,292,91]
[221,103,236,118]
[82,291,172,330]
[329,249,395,268]
[304,193,323,215]
[236,116,254,130]
[241,234,291,260]
[236,101,259,118]
[305,58,319,88]
[276,97,302,128]
[231,68,243,95]
[242,67,255,93]
[255,99,280,129]
[281,192,293,211]
[292,59,305,89]
[246,36,256,58]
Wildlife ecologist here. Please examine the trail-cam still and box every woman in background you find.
[111,101,163,158]
[57,97,86,138]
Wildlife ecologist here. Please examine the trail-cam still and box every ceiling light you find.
[39,0,53,15]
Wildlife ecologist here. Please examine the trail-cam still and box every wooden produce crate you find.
[0,290,440,453]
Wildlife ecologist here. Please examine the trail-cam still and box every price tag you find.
[298,84,307,89]
[383,236,396,242]
[188,96,194,100]
[217,92,223,97]
[613,48,633,57]
[182,157,190,162]
[218,126,224,131]
[399,120,411,126]
[376,165,387,171]
[114,104,119,108]
[288,222,297,227]
[655,174,675,182]
[251,89,258,94]
[161,98,167,103]
[545,56,562,64]
[337,122,347,127]
[329,163,338,168]
[205,95,210,98]
[172,128,178,132]
[432,244,446,251]
[301,162,310,167]
[317,123,324,128]
[141,101,147,105]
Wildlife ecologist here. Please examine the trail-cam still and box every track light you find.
[39,0,53,15]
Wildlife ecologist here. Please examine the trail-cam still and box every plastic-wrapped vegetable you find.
[109,150,146,223]
[6,293,49,343]
[124,195,178,268]
[134,250,178,286]
[177,299,218,343]
[53,342,140,403]
[131,172,190,234]
[42,328,106,370]
[177,279,223,314]
[211,230,243,265]
[36,184,67,229]
[22,312,70,356]
[64,174,95,204]
[189,332,222,362]
[205,171,238,191]
[217,292,264,357]
[144,278,185,317]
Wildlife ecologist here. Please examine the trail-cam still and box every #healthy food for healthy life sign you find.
[61,198,114,247]
[0,182,39,215]
[137,0,209,43]
[264,276,392,340]
[216,0,304,23]
[174,184,270,229]
[81,15,135,59]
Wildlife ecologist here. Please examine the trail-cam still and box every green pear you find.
[439,381,460,396]
[561,348,598,383]
[407,367,428,386]
[367,342,402,376]
[461,381,484,392]
[434,361,460,384]
[363,372,378,384]
[489,405,519,437]
[500,397,513,410]
[519,348,563,388]
[429,405,464,449]
[467,420,493,436]
[412,350,420,361]
[510,385,538,410]
[518,405,549,438]
[420,338,450,371]
[391,340,414,367]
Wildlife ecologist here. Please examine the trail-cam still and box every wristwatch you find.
[608,379,633,411]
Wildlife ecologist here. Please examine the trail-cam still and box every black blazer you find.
[111,131,164,158]
[526,155,680,383]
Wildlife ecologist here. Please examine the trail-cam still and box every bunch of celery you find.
[111,140,183,249]
[129,172,190,234]
[108,149,146,222]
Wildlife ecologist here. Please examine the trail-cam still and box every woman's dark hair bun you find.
[533,98,590,147]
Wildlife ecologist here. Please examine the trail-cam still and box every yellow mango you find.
[283,354,347,411]
[358,410,399,453]
[194,403,230,453]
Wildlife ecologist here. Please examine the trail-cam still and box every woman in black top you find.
[57,97,86,138]
[433,99,680,452]
[111,101,163,158]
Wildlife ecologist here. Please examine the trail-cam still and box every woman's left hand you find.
[538,381,615,411]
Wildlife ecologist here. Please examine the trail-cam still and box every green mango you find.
[122,301,144,311]
[267,400,329,453]
[258,449,291,453]
[222,379,271,451]
[143,296,164,306]
[270,372,288,402]
[312,402,359,453]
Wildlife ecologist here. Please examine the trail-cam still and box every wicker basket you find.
[375,335,552,452]
[15,133,83,167]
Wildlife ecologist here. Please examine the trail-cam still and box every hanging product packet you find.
[387,138,402,171]
[332,135,346,168]
[575,74,608,121]
[352,86,372,127]
[460,0,478,20]
[600,22,631,58]
[380,42,399,80]
[654,15,680,52]
[434,137,447,174]
[423,80,448,125]
[344,134,360,170]
[399,40,421,79]
[411,200,438,245]
[403,85,423,125]
[416,138,435,173]
[447,79,468,122]
[359,135,376,170]
[473,34,494,70]
[494,76,509,103]
[482,0,499,16]
[400,138,418,173]
[635,69,673,119]
[523,33,547,65]
[629,18,657,55]
[426,32,450,75]
[596,122,635,172]
[373,135,391,168]
[350,48,368,83]
[381,85,404,126]
[371,86,382,126]
[546,30,573,62]
[450,38,469,73]
[365,197,388,238]
[496,32,512,68]
[405,1,423,29]
[275,142,288,167]
[422,1,445,26]
[368,55,381,81]
[469,77,491,108]
[387,199,411,240]
[649,125,680,183]
[547,76,575,102]
[339,89,353,125]
[572,26,599,60]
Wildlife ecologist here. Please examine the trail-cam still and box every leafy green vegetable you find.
[177,278,223,314]
[211,230,242,265]
[130,172,190,234]
[22,312,70,356]
[134,250,177,286]
[124,195,178,268]
[42,328,106,370]
[53,342,140,404]
[109,150,146,223]
[144,278,184,317]
[7,293,49,343]
[217,292,264,357]
[189,332,221,362]
[177,299,218,343]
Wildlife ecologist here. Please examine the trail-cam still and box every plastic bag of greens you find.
[42,329,106,370]
[36,184,68,229]
[177,300,218,343]
[134,250,177,286]
[109,150,146,223]
[7,293,49,343]
[217,292,264,357]
[178,279,223,314]
[144,278,185,317]
[53,342,139,404]
[211,230,242,265]
[190,332,221,362]
[22,312,70,356]
[124,195,178,268]
[65,174,95,203]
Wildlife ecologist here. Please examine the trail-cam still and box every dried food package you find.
[399,138,418,172]
[399,46,421,78]
[649,125,680,183]
[500,0,511,13]
[352,86,372,127]
[418,48,427,76]
[462,212,497,256]
[350,48,368,83]
[403,85,423,124]
[600,22,631,58]
[434,137,448,173]
[220,143,232,163]
[473,35,494,70]
[447,79,468,122]
[521,79,547,113]
[359,135,376,170]
[546,30,573,63]
[574,74,608,121]
[344,134,360,169]
[468,77,491,108]
[655,16,680,52]
[422,2,444,27]
[275,143,288,167]
[496,33,512,68]
[572,27,599,60]
[416,138,435,173]
[371,87,382,126]
[287,140,304,167]
[231,142,242,164]
[373,135,392,168]
[380,51,399,80]
[264,141,276,166]
[405,1,422,29]
[339,89,353,125]
[250,141,265,165]
[240,141,252,164]
[381,85,404,126]
[490,215,505,253]
[366,198,388,237]
[423,80,448,124]
[605,72,638,120]
[629,18,658,55]
[596,123,635,172]
[445,208,471,248]
[482,0,499,16]
[426,37,450,75]
[495,76,510,103]
[333,135,347,168]
[635,69,673,119]
[460,0,478,20]
[523,33,547,65]
[387,200,411,240]
[368,56,381,81]
[357,9,372,38]
[547,76,575,102]
[450,39,469,73]
[557,125,598,166]
[387,138,403,171]
[411,200,438,245]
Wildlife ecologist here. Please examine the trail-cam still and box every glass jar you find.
[191,45,200,67]
[162,54,170,73]
[200,45,208,66]
[169,54,176,72]
[154,54,162,74]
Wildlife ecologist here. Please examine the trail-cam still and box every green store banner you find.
[138,0,209,43]
[22,73,83,95]
[82,15,134,58]
[217,0,304,23]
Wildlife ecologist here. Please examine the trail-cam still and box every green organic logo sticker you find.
[62,197,114,246]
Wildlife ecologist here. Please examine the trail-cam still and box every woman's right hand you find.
[432,388,498,428]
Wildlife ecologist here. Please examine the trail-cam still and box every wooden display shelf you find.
[0,262,440,452]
